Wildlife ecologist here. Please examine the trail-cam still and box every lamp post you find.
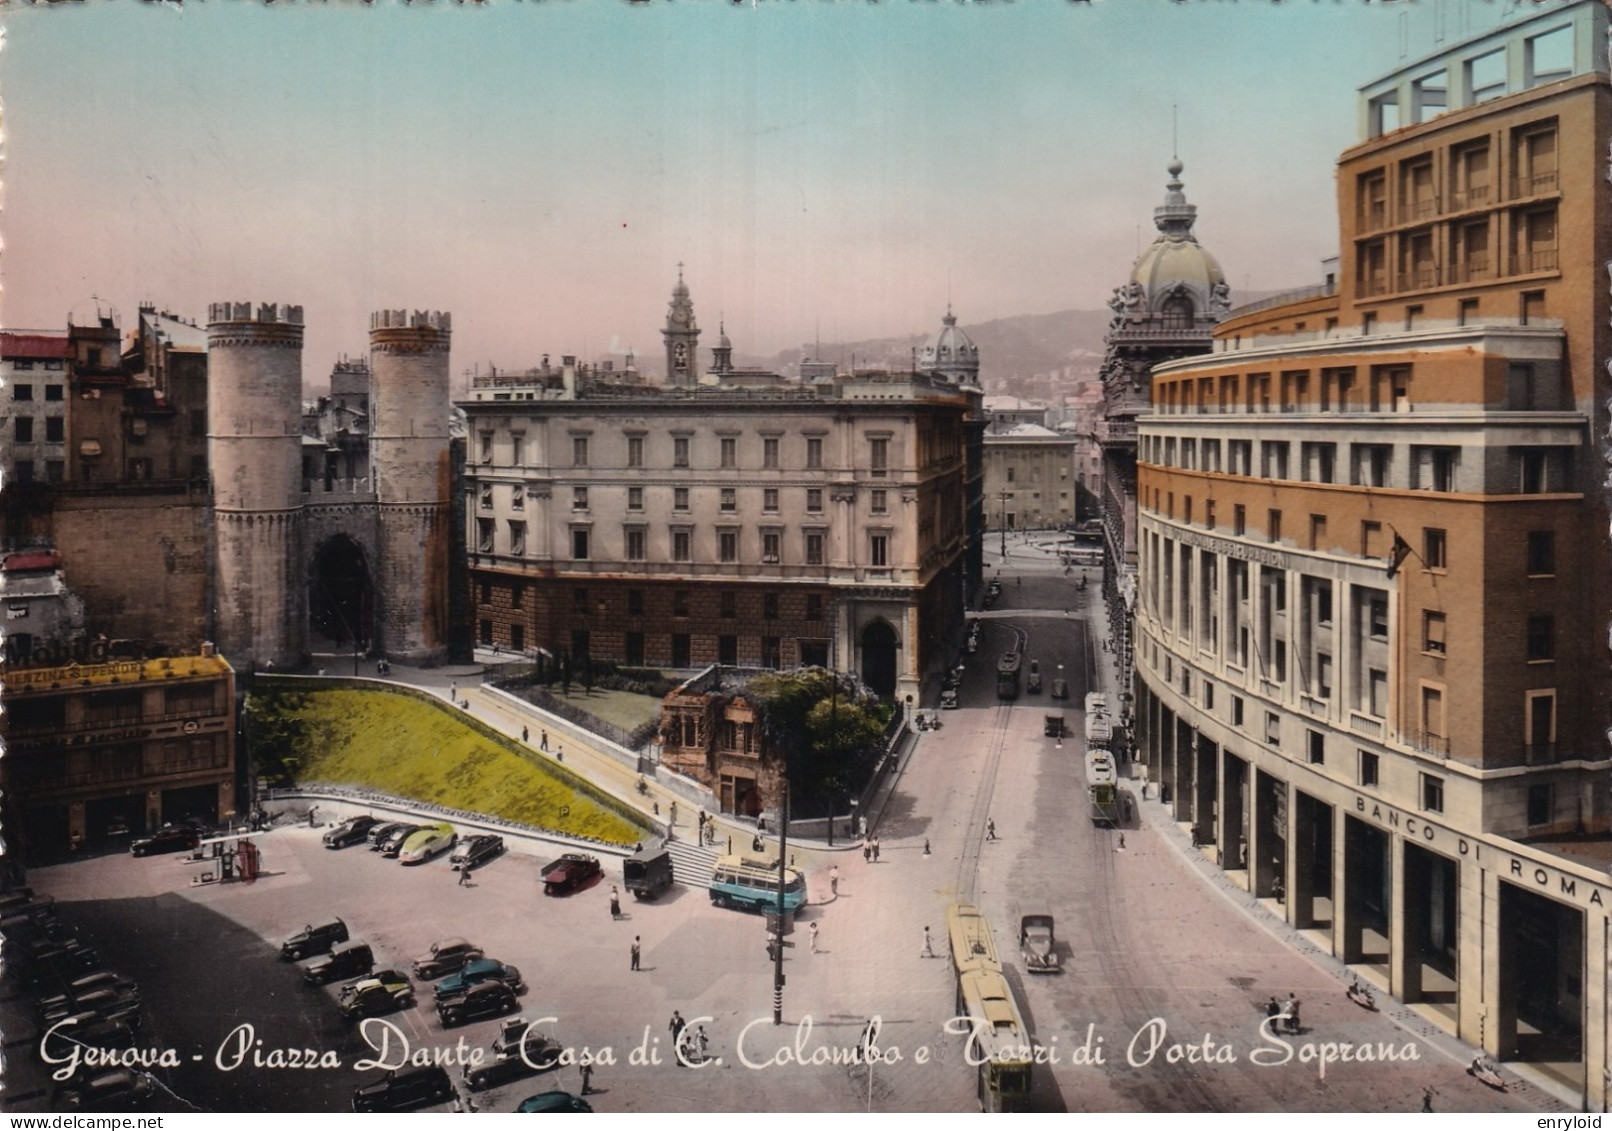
[997,489,1012,558]
[773,781,790,1026]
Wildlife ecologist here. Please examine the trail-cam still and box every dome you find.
[717,321,732,350]
[919,307,980,384]
[1127,161,1228,321]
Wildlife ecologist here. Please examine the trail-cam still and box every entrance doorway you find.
[309,535,374,651]
[860,620,898,699]
[1498,882,1584,1086]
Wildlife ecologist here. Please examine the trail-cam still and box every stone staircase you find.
[663,836,721,892]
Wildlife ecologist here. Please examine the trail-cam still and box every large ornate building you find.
[1133,0,1610,1104]
[459,281,979,705]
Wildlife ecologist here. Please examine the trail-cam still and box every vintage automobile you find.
[350,1065,455,1113]
[378,824,424,858]
[38,1013,136,1062]
[940,687,960,710]
[433,958,523,999]
[1051,678,1070,700]
[367,821,411,849]
[464,1032,561,1092]
[129,825,199,858]
[398,822,458,866]
[412,937,484,980]
[1019,914,1060,973]
[337,971,415,1021]
[303,941,375,986]
[540,853,601,896]
[34,971,140,1021]
[491,1016,561,1062]
[52,1068,157,1111]
[280,918,349,961]
[436,980,519,1028]
[323,815,381,849]
[1044,715,1066,738]
[515,1091,594,1113]
[1026,660,1042,694]
[623,847,674,900]
[40,985,141,1030]
[450,834,506,872]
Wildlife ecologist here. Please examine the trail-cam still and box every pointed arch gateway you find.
[309,534,374,650]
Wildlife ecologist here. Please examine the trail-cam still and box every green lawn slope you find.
[255,685,647,846]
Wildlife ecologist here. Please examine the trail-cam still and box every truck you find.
[1019,915,1060,973]
[623,847,674,900]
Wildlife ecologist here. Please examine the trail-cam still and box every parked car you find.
[22,942,101,983]
[1044,715,1066,738]
[412,937,483,980]
[130,826,199,858]
[433,959,523,999]
[1019,914,1060,973]
[1026,660,1042,694]
[281,918,349,961]
[464,1040,560,1091]
[40,986,141,1029]
[337,972,415,1021]
[398,822,457,866]
[450,834,506,872]
[515,1090,594,1113]
[492,1016,554,1061]
[323,815,381,849]
[540,853,601,896]
[940,688,960,710]
[303,941,375,986]
[34,971,139,1020]
[367,821,410,849]
[350,1065,454,1113]
[52,1068,156,1111]
[1051,678,1069,700]
[38,1013,136,1063]
[436,981,519,1028]
[623,848,673,900]
[379,824,423,858]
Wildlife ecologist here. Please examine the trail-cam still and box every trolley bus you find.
[1086,747,1120,826]
[946,901,1033,1112]
[996,652,1022,700]
[1084,692,1113,749]
[708,853,807,914]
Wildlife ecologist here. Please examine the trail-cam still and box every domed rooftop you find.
[1128,161,1227,318]
[919,306,980,385]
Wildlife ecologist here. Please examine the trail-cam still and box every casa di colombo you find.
[1132,0,1612,1104]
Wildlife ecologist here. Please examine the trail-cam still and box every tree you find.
[747,670,884,806]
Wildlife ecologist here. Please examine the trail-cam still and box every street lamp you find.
[997,489,1012,558]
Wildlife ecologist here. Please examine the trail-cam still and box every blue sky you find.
[1,0,1531,382]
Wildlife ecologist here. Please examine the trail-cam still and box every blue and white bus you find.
[709,853,807,914]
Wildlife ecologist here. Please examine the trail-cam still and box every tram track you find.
[953,701,1015,904]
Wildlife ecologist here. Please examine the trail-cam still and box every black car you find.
[52,1069,156,1111]
[38,1013,136,1063]
[515,1091,594,1113]
[324,815,381,849]
[436,981,518,1028]
[463,1038,560,1092]
[34,970,140,1019]
[280,918,349,961]
[130,826,199,858]
[367,821,410,849]
[539,853,601,896]
[303,941,375,986]
[40,986,141,1030]
[351,1065,455,1113]
[450,834,506,871]
[379,824,423,858]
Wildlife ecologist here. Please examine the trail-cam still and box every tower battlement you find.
[371,309,451,332]
[207,302,304,326]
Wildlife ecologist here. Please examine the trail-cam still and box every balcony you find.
[1408,729,1451,757]
[1508,249,1558,275]
[1509,171,1558,198]
[1095,419,1138,446]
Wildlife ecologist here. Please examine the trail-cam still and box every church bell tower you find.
[662,264,700,386]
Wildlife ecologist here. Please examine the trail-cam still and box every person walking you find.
[1266,997,1281,1024]
[579,1062,593,1096]
[669,1011,687,1066]
[862,839,871,864]
[458,865,471,887]
[921,925,936,958]
[872,836,881,863]
[986,818,997,841]
[630,936,641,972]
[669,801,678,826]
[829,865,839,896]
[609,886,621,920]
[540,730,550,751]
[809,921,819,954]
[522,725,529,744]
[1285,993,1301,1034]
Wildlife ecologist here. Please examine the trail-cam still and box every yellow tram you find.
[946,901,1033,1111]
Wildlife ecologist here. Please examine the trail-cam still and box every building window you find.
[44,417,63,443]
[763,488,779,513]
[478,483,493,510]
[572,436,589,467]
[511,484,525,511]
[1308,514,1327,551]
[625,528,646,561]
[14,460,33,483]
[763,593,779,620]
[1359,750,1379,788]
[478,433,493,463]
[626,589,644,617]
[11,383,32,401]
[1352,444,1391,487]
[625,631,645,666]
[1231,696,1244,728]
[508,521,526,556]
[721,488,737,512]
[1307,729,1325,765]
[806,594,823,621]
[870,489,887,515]
[1006,467,1016,485]
[572,529,590,560]
[1369,597,1389,641]
[1423,528,1447,570]
[14,417,32,443]
[761,636,782,669]
[511,583,525,610]
[762,531,781,563]
[720,591,737,619]
[806,436,823,470]
[572,486,588,511]
[869,533,889,567]
[719,635,739,665]
[673,591,690,617]
[806,488,823,514]
[869,437,889,476]
[480,619,492,645]
[672,530,691,562]
[674,436,690,468]
[1414,447,1458,492]
[511,433,525,466]
[674,487,690,512]
[1527,783,1552,828]
[1264,712,1281,747]
[46,460,64,483]
[570,588,589,614]
[1526,614,1554,661]
[763,437,779,469]
[719,530,739,563]
[720,437,737,469]
[1527,531,1555,576]
[1423,611,1446,654]
[1368,669,1388,717]
[1233,505,1246,536]
[477,519,495,553]
[1420,773,1444,814]
[805,532,824,566]
[1267,510,1281,544]
[627,435,644,468]
[628,486,644,512]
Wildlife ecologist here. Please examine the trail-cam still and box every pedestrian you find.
[1286,993,1301,1033]
[1118,833,1126,850]
[694,1026,709,1063]
[556,747,563,762]
[609,886,621,920]
[862,840,871,864]
[920,925,935,958]
[809,921,819,953]
[630,936,641,971]
[829,865,839,896]
[669,1011,687,1065]
[579,1062,593,1096]
[308,805,319,828]
[1266,997,1281,1023]
[1421,1087,1435,1113]
[923,838,931,856]
[450,682,456,701]
[669,801,678,826]
[458,865,470,887]
[522,725,529,744]
[753,832,764,853]
[872,836,881,863]
[540,729,549,751]
[986,818,997,841]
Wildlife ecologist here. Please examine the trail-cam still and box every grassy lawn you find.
[258,687,647,845]
[542,685,664,734]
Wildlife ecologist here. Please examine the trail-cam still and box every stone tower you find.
[661,267,700,386]
[206,302,308,670]
[369,309,452,665]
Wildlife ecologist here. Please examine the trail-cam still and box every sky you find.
[0,0,1537,387]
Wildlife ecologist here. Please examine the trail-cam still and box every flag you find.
[1386,533,1412,578]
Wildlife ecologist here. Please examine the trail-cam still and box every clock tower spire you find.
[662,263,700,386]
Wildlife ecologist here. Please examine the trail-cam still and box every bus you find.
[996,652,1022,700]
[946,901,1033,1112]
[709,853,807,914]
